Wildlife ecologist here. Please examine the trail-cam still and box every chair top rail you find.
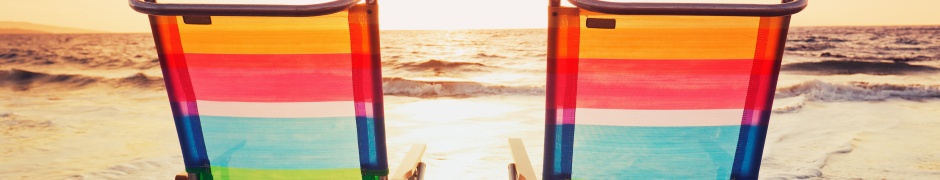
[568,0,807,16]
[128,0,363,17]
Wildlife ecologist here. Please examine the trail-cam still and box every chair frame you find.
[131,0,426,179]
[510,0,808,179]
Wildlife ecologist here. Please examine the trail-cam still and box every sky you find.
[0,0,939,32]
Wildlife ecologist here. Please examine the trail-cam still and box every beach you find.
[2,26,940,179]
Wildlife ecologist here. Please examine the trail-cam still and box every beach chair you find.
[509,0,807,179]
[129,0,426,179]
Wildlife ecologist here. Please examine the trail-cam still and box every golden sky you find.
[1,0,938,32]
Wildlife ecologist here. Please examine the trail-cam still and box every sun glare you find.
[390,99,522,121]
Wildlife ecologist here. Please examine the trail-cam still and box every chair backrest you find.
[544,0,805,179]
[144,2,388,179]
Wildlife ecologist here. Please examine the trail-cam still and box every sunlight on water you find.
[391,99,522,121]
[383,96,545,180]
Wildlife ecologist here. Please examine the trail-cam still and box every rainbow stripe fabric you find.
[148,4,387,180]
[545,7,790,180]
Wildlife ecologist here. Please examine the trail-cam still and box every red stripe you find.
[573,59,763,109]
[744,17,785,113]
[152,16,196,103]
[349,10,369,117]
[559,21,581,125]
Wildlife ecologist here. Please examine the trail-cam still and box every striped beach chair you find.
[129,0,426,179]
[509,0,807,179]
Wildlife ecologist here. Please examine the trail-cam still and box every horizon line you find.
[5,23,940,34]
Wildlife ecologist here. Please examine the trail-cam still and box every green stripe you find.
[208,166,361,180]
[360,169,389,176]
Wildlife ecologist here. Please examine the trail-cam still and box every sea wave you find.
[777,80,940,102]
[780,60,940,75]
[1,69,547,98]
[382,77,544,98]
[772,80,940,113]
[392,59,489,71]
[1,34,160,69]
[784,26,940,62]
[388,59,496,76]
[0,69,163,91]
[0,112,54,137]
[0,50,159,69]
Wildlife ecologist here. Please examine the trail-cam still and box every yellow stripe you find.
[579,12,761,60]
[177,13,352,54]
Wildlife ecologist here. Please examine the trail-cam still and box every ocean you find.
[2,26,939,179]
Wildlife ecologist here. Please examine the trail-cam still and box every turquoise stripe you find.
[200,116,361,170]
[571,125,740,180]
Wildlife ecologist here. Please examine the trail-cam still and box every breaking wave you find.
[387,59,499,76]
[2,69,551,98]
[772,80,940,113]
[776,80,940,101]
[391,59,490,73]
[382,77,544,98]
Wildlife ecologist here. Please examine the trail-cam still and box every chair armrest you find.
[391,144,427,180]
[175,172,189,180]
[509,138,537,180]
[128,0,361,16]
[568,0,807,16]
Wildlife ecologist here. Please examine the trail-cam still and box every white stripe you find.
[196,100,356,118]
[575,108,743,127]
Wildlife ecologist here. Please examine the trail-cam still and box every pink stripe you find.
[574,59,758,110]
[742,109,769,126]
[178,53,363,102]
[170,101,199,117]
[185,67,353,102]
[744,58,778,111]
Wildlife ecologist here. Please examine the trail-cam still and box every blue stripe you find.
[356,116,380,170]
[173,115,209,168]
[549,124,575,179]
[199,116,361,170]
[171,107,209,169]
[730,125,769,179]
[542,118,559,180]
[366,50,390,173]
[570,125,741,179]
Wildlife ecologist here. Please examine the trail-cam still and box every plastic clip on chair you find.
[509,0,807,179]
[129,0,426,179]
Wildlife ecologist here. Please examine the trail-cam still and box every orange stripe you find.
[578,12,761,60]
[151,15,197,103]
[176,14,351,54]
[745,16,786,113]
[549,7,581,114]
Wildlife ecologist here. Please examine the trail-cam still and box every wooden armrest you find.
[509,138,537,180]
[175,172,189,180]
[391,144,427,180]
